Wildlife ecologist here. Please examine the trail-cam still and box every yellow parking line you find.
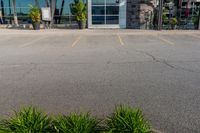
[71,35,82,47]
[157,35,174,45]
[117,34,125,46]
[19,36,46,48]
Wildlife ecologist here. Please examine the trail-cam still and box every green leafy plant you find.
[0,107,53,133]
[53,113,99,133]
[192,16,199,25]
[170,17,177,26]
[162,13,168,24]
[29,5,41,23]
[106,105,150,133]
[70,0,87,22]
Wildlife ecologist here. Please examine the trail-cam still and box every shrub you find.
[53,113,99,133]
[106,105,150,133]
[0,106,152,133]
[29,5,41,23]
[192,16,198,25]
[170,17,177,26]
[0,107,52,133]
[70,0,87,22]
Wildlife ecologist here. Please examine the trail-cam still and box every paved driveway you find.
[0,29,200,133]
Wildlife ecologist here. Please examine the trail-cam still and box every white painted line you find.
[117,34,125,46]
[19,36,46,48]
[71,35,82,47]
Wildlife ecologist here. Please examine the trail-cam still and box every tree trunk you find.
[158,0,163,30]
[50,0,56,26]
[35,0,40,8]
[9,0,12,24]
[1,0,5,23]
[198,7,200,30]
[58,0,65,24]
[45,0,49,7]
[12,0,18,26]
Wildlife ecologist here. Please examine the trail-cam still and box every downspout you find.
[12,0,18,26]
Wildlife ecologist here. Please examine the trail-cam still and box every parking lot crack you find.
[135,50,189,71]
[137,50,159,62]
[162,60,176,69]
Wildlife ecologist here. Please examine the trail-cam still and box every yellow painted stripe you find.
[117,34,125,46]
[19,36,46,48]
[71,35,82,47]
[157,36,174,45]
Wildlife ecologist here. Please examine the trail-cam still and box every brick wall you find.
[126,0,141,29]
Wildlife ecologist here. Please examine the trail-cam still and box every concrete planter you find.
[171,25,177,30]
[78,21,86,29]
[32,22,40,30]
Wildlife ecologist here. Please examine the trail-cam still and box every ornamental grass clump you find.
[106,105,150,133]
[0,107,53,133]
[53,113,99,133]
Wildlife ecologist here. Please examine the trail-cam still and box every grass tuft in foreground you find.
[0,107,52,133]
[0,105,152,133]
[106,105,150,133]
[53,112,99,133]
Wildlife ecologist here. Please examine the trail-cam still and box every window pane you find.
[92,16,105,24]
[92,6,105,15]
[92,0,105,5]
[106,16,118,24]
[106,6,119,15]
[16,0,35,8]
[106,0,119,5]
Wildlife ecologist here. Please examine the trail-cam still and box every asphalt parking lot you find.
[0,29,200,133]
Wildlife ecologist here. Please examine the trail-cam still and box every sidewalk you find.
[1,29,200,36]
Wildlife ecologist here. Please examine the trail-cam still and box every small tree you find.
[70,0,87,29]
[29,5,41,30]
[29,5,41,23]
[170,17,177,29]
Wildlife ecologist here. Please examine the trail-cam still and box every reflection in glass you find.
[91,0,119,25]
[106,0,119,5]
[92,0,105,5]
[0,0,86,25]
[92,6,105,15]
[106,6,119,15]
[92,16,105,24]
[106,16,118,24]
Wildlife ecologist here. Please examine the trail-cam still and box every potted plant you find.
[70,0,87,29]
[170,17,177,30]
[29,5,41,30]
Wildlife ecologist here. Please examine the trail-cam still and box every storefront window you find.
[0,0,86,25]
[91,0,119,25]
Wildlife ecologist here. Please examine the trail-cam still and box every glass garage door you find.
[91,0,119,26]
